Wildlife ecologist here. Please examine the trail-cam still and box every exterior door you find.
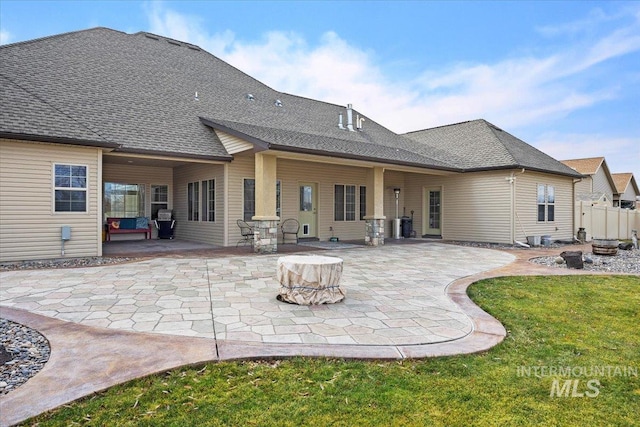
[298,183,317,238]
[424,188,442,236]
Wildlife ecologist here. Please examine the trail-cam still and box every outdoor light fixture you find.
[393,188,401,239]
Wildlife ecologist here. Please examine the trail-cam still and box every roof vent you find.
[338,113,345,130]
[346,104,354,131]
[194,92,199,101]
[247,94,255,101]
[356,114,365,131]
[275,99,283,107]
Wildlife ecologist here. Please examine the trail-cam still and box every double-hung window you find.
[537,184,555,222]
[54,164,87,212]
[334,184,356,221]
[151,185,168,220]
[104,183,144,218]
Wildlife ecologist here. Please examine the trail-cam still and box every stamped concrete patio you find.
[1,241,523,426]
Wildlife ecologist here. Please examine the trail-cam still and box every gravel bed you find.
[0,256,136,271]
[0,319,51,395]
[530,248,640,274]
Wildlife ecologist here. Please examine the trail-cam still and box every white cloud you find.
[144,4,640,138]
[0,30,12,45]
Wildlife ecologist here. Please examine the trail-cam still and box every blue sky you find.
[1,1,639,179]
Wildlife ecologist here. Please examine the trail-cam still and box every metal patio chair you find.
[237,219,254,247]
[281,218,300,244]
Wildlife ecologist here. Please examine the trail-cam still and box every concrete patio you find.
[0,241,597,426]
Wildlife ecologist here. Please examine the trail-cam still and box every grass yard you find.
[23,275,639,426]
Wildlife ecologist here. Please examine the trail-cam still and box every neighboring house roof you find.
[404,120,582,177]
[560,157,616,192]
[561,157,605,175]
[0,27,579,176]
[612,173,640,197]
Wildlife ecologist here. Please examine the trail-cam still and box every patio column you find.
[252,152,279,254]
[364,167,386,246]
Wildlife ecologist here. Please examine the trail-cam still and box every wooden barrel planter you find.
[592,239,619,256]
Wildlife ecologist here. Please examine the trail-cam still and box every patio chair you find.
[237,219,254,247]
[281,218,300,244]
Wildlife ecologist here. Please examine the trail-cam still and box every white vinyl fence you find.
[575,202,640,241]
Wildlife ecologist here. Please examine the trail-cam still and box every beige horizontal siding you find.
[515,171,575,242]
[0,139,102,261]
[405,170,513,243]
[277,158,369,242]
[226,151,254,245]
[215,130,253,155]
[173,162,225,246]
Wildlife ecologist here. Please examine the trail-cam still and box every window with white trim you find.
[54,164,87,212]
[104,183,144,218]
[537,184,555,222]
[334,184,356,221]
[151,185,168,220]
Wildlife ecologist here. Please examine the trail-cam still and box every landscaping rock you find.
[554,256,565,264]
[560,251,584,269]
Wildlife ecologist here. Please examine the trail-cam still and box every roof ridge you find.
[403,119,484,135]
[0,73,113,144]
[0,27,123,49]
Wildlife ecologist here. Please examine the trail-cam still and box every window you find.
[201,179,215,222]
[537,184,555,222]
[334,184,356,221]
[243,179,255,221]
[188,181,199,221]
[104,182,144,218]
[151,185,168,219]
[359,186,367,220]
[244,178,281,221]
[54,164,87,212]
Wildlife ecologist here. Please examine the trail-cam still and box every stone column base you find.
[364,218,385,246]
[253,219,279,254]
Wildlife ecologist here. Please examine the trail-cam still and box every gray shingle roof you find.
[1,27,579,177]
[404,120,583,177]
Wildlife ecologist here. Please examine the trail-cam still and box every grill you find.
[154,209,175,239]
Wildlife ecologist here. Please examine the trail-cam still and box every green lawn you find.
[24,275,639,426]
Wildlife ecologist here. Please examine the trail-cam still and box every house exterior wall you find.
[592,167,614,205]
[618,183,637,205]
[102,163,173,239]
[574,177,592,197]
[173,162,226,246]
[405,170,513,243]
[0,139,102,262]
[403,169,575,244]
[514,171,575,242]
[277,158,369,242]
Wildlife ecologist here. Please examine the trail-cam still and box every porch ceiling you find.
[103,152,226,168]
[269,150,458,176]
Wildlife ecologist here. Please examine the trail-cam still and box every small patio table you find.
[277,255,346,305]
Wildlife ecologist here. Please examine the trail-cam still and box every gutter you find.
[0,132,120,149]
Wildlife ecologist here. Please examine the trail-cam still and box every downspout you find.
[224,163,230,246]
[97,149,103,257]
